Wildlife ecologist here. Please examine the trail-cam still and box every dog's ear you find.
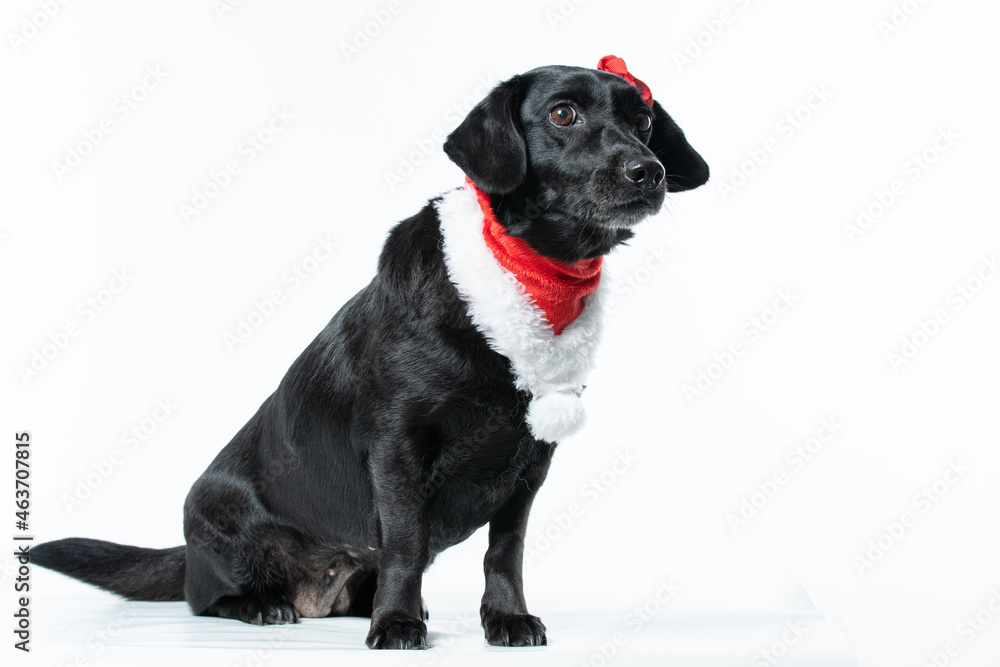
[444,76,526,195]
[648,100,710,192]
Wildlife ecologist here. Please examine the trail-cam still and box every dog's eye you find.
[550,105,576,127]
[637,112,652,132]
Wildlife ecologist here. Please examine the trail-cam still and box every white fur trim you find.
[436,186,607,442]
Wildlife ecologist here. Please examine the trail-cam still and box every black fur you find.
[32,64,708,649]
[30,539,186,601]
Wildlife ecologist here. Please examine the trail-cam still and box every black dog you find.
[32,59,708,650]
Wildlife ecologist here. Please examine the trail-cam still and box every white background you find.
[2,0,999,665]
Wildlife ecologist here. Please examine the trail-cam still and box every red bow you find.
[597,55,653,107]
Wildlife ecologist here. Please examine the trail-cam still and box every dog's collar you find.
[466,178,602,336]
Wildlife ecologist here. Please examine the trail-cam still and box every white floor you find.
[29,558,857,667]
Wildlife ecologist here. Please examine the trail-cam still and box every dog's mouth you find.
[589,192,663,228]
[614,197,652,213]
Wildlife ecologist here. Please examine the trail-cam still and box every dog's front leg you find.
[365,441,430,650]
[480,455,551,647]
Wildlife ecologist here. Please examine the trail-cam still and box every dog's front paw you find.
[366,612,428,650]
[482,610,547,647]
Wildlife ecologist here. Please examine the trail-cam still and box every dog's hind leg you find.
[182,475,304,625]
[203,593,300,625]
[183,530,303,625]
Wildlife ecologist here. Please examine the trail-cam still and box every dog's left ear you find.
[648,100,710,192]
[444,76,526,195]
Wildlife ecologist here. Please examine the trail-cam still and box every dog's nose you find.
[624,158,665,191]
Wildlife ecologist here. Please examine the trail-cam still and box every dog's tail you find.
[31,538,186,601]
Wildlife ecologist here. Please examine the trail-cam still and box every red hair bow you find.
[597,55,653,107]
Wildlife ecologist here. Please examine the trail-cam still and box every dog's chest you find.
[422,402,551,551]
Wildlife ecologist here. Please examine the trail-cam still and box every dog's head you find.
[444,64,709,263]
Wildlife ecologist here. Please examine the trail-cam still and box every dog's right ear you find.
[648,100,710,192]
[444,76,526,195]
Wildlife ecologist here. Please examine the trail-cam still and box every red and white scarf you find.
[470,180,603,335]
[436,182,608,442]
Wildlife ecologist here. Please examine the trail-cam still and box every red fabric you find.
[597,55,654,107]
[467,179,602,335]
